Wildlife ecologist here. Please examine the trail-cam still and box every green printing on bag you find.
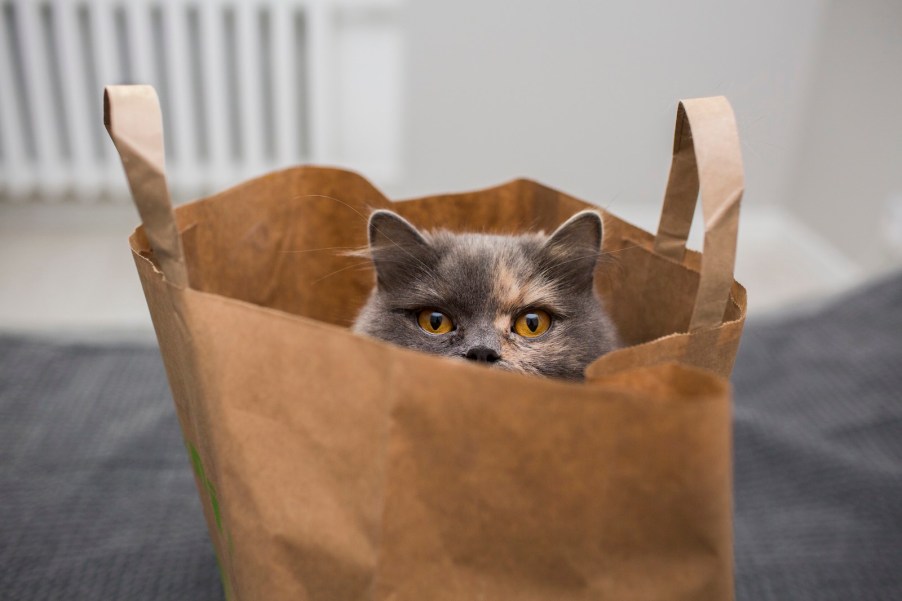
[187,441,235,600]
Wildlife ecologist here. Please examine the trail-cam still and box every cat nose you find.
[465,346,500,363]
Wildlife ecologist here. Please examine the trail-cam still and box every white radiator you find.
[0,0,402,203]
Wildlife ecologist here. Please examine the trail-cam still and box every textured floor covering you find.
[2,274,900,600]
[731,273,902,601]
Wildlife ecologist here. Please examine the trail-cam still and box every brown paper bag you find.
[105,85,745,601]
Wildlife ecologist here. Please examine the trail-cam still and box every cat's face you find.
[352,210,620,380]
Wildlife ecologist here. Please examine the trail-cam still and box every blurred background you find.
[1,0,901,339]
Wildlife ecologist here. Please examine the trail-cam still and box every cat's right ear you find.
[367,210,433,289]
[540,210,604,289]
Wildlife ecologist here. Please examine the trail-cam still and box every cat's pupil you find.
[429,313,443,330]
[526,314,539,332]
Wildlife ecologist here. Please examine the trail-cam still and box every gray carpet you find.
[0,338,222,600]
[732,273,902,601]
[2,274,901,600]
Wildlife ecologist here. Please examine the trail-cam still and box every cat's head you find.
[352,209,620,380]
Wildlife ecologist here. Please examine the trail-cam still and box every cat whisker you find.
[599,244,643,257]
[547,245,644,270]
[600,191,623,213]
[311,260,373,285]
[533,246,639,288]
[552,245,637,271]
[286,193,376,224]
[283,192,440,280]
[280,246,360,254]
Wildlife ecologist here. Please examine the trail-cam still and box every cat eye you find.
[417,309,454,335]
[513,309,551,338]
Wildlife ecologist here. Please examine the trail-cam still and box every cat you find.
[352,209,620,380]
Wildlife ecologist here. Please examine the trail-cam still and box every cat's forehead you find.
[424,231,561,312]
[428,231,544,268]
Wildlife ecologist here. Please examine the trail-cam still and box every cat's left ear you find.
[541,210,604,287]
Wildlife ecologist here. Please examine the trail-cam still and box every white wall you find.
[784,0,902,272]
[394,0,902,277]
[395,0,822,226]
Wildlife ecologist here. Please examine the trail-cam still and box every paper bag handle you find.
[653,96,743,331]
[104,85,189,289]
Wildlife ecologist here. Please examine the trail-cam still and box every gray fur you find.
[352,210,620,380]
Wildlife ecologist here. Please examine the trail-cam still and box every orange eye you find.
[417,309,454,335]
[513,309,551,338]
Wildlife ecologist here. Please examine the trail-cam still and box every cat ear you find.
[541,210,603,288]
[367,210,433,289]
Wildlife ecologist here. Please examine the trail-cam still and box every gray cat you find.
[352,209,620,380]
